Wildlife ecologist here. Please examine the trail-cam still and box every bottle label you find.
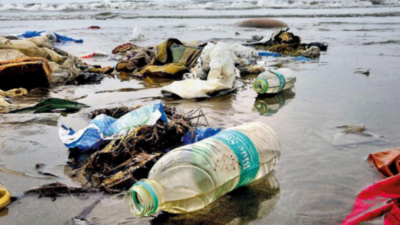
[270,70,286,92]
[213,130,260,188]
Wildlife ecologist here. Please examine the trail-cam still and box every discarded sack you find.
[0,58,52,90]
[253,68,296,94]
[9,98,89,114]
[59,102,168,151]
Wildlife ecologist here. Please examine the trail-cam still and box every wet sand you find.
[1,15,400,224]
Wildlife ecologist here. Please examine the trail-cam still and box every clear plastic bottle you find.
[125,122,281,217]
[253,68,296,94]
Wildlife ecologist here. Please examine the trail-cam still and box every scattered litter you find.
[369,149,400,177]
[161,42,240,99]
[343,149,400,224]
[59,102,168,151]
[0,36,110,87]
[244,28,328,58]
[9,98,89,114]
[253,68,296,94]
[115,38,201,77]
[125,122,281,216]
[62,104,199,193]
[0,189,11,209]
[18,31,83,43]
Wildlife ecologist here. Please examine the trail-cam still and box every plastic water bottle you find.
[125,122,281,216]
[252,68,296,94]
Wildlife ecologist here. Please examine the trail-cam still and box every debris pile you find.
[64,104,195,193]
[115,38,201,78]
[245,28,328,58]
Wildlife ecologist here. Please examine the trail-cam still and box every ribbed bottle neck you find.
[125,179,165,217]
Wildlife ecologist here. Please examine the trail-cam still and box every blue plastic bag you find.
[258,51,280,57]
[18,30,83,43]
[183,127,222,145]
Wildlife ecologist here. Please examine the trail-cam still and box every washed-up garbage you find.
[235,18,288,28]
[253,68,296,94]
[254,89,295,115]
[140,63,188,78]
[115,38,201,78]
[258,51,314,62]
[244,28,328,58]
[0,88,28,97]
[182,127,221,145]
[161,42,240,99]
[125,122,281,216]
[59,102,168,151]
[369,149,400,177]
[0,189,11,209]
[0,36,112,86]
[343,149,400,225]
[0,58,52,90]
[80,51,109,59]
[9,98,89,114]
[63,104,197,193]
[18,31,83,43]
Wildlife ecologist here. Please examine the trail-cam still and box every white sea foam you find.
[1,0,400,11]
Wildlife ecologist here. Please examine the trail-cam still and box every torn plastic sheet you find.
[59,102,168,151]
